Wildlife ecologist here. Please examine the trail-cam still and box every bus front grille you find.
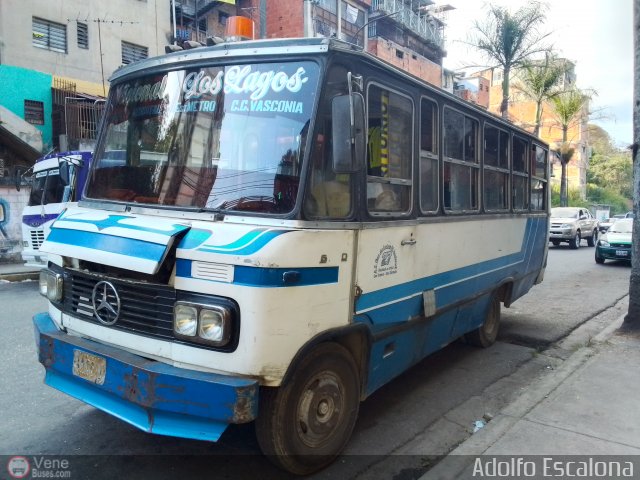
[62,269,176,340]
[30,229,45,250]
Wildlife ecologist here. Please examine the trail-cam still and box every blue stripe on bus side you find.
[176,259,339,287]
[195,229,290,256]
[46,228,168,262]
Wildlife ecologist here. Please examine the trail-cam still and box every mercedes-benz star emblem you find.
[92,281,121,326]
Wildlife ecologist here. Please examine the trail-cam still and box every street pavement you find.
[422,307,640,479]
[2,262,638,479]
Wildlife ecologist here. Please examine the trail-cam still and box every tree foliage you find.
[587,125,633,200]
[550,87,593,206]
[468,2,552,119]
[513,53,569,136]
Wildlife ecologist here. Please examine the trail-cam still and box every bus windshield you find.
[86,61,319,214]
[28,168,68,206]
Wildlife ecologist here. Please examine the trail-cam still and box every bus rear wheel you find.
[464,294,501,348]
[255,342,360,475]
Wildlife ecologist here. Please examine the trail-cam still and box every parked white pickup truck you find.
[549,207,599,249]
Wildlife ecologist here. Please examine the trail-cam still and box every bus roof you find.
[39,151,92,163]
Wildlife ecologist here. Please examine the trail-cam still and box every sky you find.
[441,0,634,147]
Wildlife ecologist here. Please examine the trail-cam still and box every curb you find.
[421,311,627,480]
[0,272,40,282]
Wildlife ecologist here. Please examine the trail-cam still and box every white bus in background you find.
[20,151,92,267]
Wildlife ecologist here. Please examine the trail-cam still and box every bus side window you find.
[305,128,352,218]
[303,64,353,220]
[512,136,529,210]
[443,107,478,212]
[366,85,413,214]
[483,124,510,211]
[419,98,438,213]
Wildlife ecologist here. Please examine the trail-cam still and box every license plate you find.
[72,350,106,385]
[616,250,629,257]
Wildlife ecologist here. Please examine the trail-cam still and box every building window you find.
[77,22,89,49]
[219,11,230,25]
[318,0,338,14]
[24,100,45,125]
[32,17,67,53]
[121,41,148,65]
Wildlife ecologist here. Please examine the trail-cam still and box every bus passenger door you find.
[354,83,420,392]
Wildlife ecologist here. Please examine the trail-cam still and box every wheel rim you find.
[297,372,345,448]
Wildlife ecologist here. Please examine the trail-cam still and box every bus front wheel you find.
[464,294,501,348]
[255,342,360,475]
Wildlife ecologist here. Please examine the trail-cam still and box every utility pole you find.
[624,0,640,327]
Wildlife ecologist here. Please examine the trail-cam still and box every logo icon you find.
[92,281,121,325]
[374,244,398,278]
[7,457,30,479]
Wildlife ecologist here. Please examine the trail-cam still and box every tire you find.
[551,240,560,246]
[569,232,580,249]
[587,229,597,247]
[255,342,360,475]
[464,294,501,348]
[595,250,605,264]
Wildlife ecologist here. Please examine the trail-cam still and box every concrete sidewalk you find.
[0,261,40,282]
[423,311,640,479]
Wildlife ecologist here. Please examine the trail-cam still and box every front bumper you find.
[34,313,258,441]
[596,245,632,261]
[549,229,575,240]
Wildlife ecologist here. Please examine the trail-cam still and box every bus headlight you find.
[174,304,198,336]
[199,307,231,344]
[39,270,63,302]
[174,302,233,346]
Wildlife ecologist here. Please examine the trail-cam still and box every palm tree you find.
[549,87,592,207]
[624,0,640,327]
[468,2,552,119]
[513,53,569,136]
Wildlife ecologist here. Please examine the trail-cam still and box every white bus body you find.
[34,38,549,475]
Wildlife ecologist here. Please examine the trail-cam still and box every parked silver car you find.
[549,207,599,249]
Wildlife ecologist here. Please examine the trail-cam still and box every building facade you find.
[0,0,171,260]
[173,0,449,87]
[478,62,589,199]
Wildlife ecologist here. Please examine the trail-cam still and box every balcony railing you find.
[371,0,444,49]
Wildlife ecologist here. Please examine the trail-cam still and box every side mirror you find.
[0,203,5,222]
[332,94,365,174]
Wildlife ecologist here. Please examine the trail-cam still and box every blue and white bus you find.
[34,37,549,474]
[20,151,92,268]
